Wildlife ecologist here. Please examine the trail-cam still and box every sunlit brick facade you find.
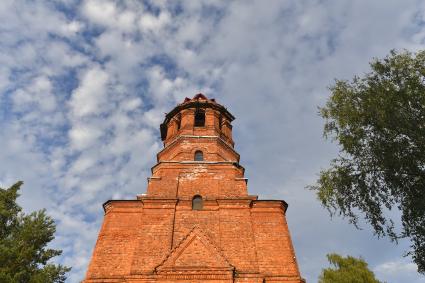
[83,94,304,283]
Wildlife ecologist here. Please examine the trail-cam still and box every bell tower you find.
[84,94,305,283]
[148,93,246,200]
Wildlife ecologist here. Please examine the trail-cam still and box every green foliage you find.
[0,181,70,283]
[319,253,382,283]
[311,50,425,273]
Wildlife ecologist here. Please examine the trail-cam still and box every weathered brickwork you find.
[83,94,305,283]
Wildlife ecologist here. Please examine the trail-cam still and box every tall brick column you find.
[83,93,305,283]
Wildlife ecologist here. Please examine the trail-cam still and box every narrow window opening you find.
[194,109,205,127]
[219,114,223,130]
[192,195,203,210]
[176,114,181,130]
[194,150,204,161]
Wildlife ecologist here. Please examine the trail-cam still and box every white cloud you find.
[69,67,109,117]
[82,0,139,32]
[68,124,103,150]
[0,67,10,93]
[12,76,56,112]
[70,155,96,174]
[121,97,142,111]
[45,41,87,69]
[375,259,417,274]
[139,11,170,33]
[374,258,420,283]
[82,0,117,27]
[63,20,84,34]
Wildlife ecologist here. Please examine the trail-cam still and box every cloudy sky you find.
[1,0,424,282]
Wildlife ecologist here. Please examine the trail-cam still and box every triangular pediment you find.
[156,226,233,272]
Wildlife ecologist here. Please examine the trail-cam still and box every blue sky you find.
[1,1,424,282]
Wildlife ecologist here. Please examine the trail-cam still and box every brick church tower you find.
[83,94,304,283]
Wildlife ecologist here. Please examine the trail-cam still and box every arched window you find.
[194,109,205,127]
[194,150,203,161]
[192,195,203,210]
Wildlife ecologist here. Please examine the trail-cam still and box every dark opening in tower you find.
[194,150,203,161]
[192,195,203,210]
[194,109,205,127]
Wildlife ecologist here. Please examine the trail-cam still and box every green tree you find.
[0,181,70,283]
[311,50,425,273]
[319,253,382,283]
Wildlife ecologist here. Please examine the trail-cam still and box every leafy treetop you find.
[312,49,425,273]
[319,253,382,283]
[0,181,70,283]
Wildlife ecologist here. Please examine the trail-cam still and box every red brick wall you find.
[251,201,300,277]
[85,201,143,279]
[83,95,304,283]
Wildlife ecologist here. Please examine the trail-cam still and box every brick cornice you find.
[102,200,143,213]
[158,134,239,160]
[151,160,245,174]
[251,200,288,213]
